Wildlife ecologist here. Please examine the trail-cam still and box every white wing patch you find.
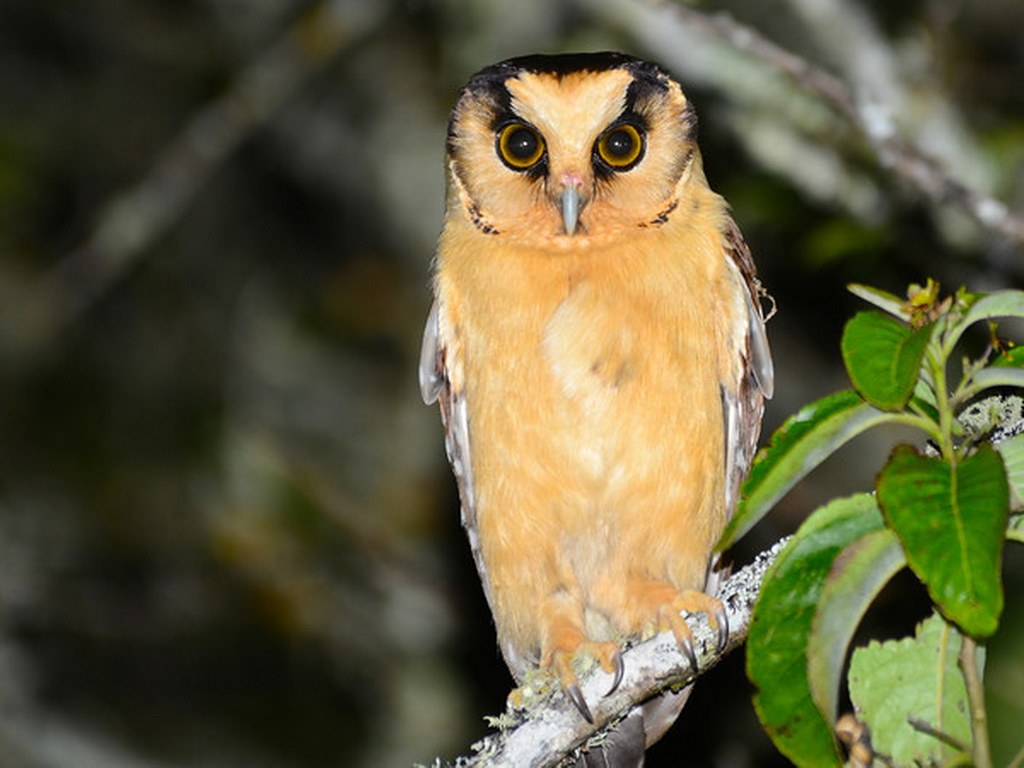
[419,299,493,617]
[419,301,444,405]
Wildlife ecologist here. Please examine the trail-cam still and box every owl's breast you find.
[538,259,721,482]
[542,281,640,405]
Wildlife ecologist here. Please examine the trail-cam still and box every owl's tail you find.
[573,687,693,768]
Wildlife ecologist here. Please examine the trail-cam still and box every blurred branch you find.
[578,0,1024,248]
[693,7,1023,243]
[44,0,388,332]
[782,0,993,195]
[427,539,787,768]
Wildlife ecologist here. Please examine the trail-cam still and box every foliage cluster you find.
[721,283,1024,767]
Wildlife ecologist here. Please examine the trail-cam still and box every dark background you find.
[1,0,1022,766]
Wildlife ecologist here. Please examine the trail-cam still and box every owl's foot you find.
[655,589,728,671]
[538,601,624,723]
[545,640,623,723]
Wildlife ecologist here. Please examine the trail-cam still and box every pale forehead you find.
[505,69,638,147]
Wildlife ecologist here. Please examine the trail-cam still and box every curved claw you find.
[680,633,697,672]
[565,682,594,723]
[715,606,730,651]
[605,649,624,697]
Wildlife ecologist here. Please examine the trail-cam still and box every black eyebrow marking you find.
[457,52,672,128]
[481,51,668,80]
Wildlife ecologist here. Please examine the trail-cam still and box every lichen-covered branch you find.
[426,539,788,768]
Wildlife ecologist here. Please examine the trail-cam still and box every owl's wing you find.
[420,300,497,618]
[721,217,774,519]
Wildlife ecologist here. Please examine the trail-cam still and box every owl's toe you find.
[659,589,729,663]
[607,647,624,696]
[564,679,594,723]
[547,640,624,723]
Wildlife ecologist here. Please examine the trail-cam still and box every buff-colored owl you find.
[420,52,773,766]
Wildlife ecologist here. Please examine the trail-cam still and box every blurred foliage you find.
[0,0,1021,766]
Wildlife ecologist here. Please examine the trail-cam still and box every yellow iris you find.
[497,123,545,169]
[596,124,643,168]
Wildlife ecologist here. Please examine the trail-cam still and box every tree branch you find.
[425,539,788,768]
[42,0,388,335]
[578,0,1024,249]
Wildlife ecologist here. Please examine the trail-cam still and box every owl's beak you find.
[560,187,581,236]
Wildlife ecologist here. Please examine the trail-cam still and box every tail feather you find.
[573,687,693,768]
[574,710,646,768]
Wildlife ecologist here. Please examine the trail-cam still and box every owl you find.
[420,52,773,765]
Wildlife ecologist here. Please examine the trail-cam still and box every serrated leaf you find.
[841,311,933,411]
[849,613,974,767]
[877,444,1008,637]
[941,290,1024,358]
[748,493,884,767]
[719,391,898,549]
[997,432,1024,512]
[808,528,906,726]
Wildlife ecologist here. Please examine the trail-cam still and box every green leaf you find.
[997,432,1024,512]
[992,345,1024,368]
[808,528,906,726]
[719,391,898,549]
[847,283,909,319]
[849,613,974,767]
[748,493,884,767]
[953,365,1024,407]
[841,311,933,411]
[1010,513,1024,544]
[941,289,1024,358]
[877,444,1009,637]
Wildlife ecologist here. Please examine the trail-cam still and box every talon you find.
[547,637,622,716]
[680,633,697,671]
[715,606,729,651]
[658,601,699,671]
[566,682,594,723]
[668,590,728,658]
[605,649,624,696]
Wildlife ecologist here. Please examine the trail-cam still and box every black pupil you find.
[508,128,538,159]
[606,129,635,157]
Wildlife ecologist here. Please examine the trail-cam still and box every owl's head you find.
[445,52,702,247]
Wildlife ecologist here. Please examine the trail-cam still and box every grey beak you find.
[561,187,581,235]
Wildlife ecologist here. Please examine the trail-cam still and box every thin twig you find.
[425,539,788,768]
[690,5,1024,245]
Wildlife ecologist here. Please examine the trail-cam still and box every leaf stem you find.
[906,715,970,753]
[929,344,957,463]
[959,635,992,768]
[885,412,944,446]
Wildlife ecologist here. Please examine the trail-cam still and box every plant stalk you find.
[959,635,992,768]
[927,342,959,464]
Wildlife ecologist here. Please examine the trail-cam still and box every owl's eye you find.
[497,123,545,170]
[596,124,644,170]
